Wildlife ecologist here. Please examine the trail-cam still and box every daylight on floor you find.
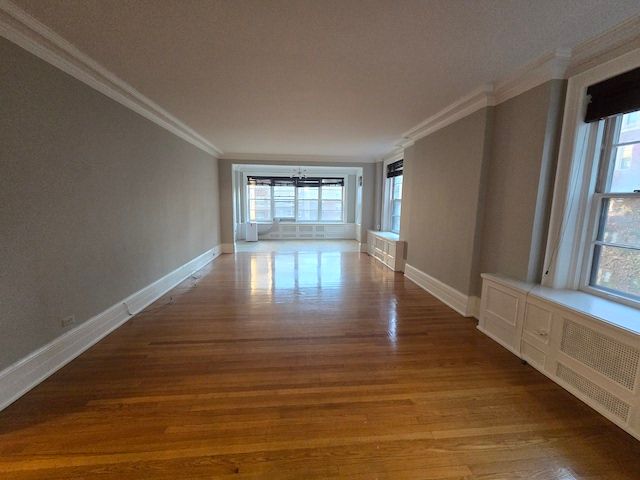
[2,1,640,478]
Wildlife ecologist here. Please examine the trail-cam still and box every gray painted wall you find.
[478,80,566,288]
[403,108,493,296]
[0,38,221,370]
[218,159,376,245]
[400,80,566,298]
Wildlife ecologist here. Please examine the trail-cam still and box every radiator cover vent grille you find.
[556,363,630,421]
[560,320,639,391]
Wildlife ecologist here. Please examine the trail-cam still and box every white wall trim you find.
[568,14,640,76]
[493,49,572,104]
[0,245,222,412]
[404,264,476,317]
[0,0,223,158]
[221,152,376,164]
[400,84,495,146]
[380,17,640,161]
[381,148,405,163]
[468,295,481,320]
[388,51,571,155]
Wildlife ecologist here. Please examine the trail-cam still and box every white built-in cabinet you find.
[367,230,405,272]
[479,273,640,440]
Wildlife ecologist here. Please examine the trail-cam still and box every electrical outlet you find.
[61,315,75,328]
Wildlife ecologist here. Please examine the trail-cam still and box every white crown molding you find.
[400,83,495,147]
[233,164,361,175]
[221,152,377,164]
[0,0,223,158]
[493,48,572,104]
[568,14,640,76]
[381,15,640,161]
[382,148,405,163]
[0,245,222,411]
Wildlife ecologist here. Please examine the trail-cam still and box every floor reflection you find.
[249,251,343,293]
[386,299,398,349]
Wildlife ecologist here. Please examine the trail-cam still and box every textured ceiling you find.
[13,0,640,159]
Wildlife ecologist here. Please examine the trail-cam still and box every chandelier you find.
[290,167,308,179]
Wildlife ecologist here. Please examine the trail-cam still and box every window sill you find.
[481,273,640,336]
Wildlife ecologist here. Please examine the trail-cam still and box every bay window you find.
[320,181,344,222]
[247,176,345,223]
[247,180,271,222]
[297,181,320,221]
[273,181,295,220]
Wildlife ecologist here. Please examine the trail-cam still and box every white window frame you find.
[272,183,296,221]
[247,183,273,223]
[388,175,403,234]
[382,154,403,235]
[579,115,640,306]
[542,48,640,310]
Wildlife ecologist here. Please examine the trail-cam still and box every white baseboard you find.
[359,242,368,252]
[404,264,476,317]
[221,243,235,254]
[0,245,221,412]
[468,296,481,319]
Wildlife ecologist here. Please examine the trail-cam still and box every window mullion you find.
[271,186,274,222]
[593,241,640,251]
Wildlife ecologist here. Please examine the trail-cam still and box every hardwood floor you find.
[1,250,639,479]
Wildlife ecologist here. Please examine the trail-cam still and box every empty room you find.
[3,1,640,478]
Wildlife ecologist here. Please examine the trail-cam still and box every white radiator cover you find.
[366,230,406,272]
[478,273,640,441]
[258,223,357,240]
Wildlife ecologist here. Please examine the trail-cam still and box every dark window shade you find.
[247,176,274,186]
[585,66,640,123]
[247,176,344,187]
[387,159,403,178]
[296,177,344,187]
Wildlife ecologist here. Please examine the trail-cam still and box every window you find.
[385,159,403,234]
[320,184,343,222]
[248,183,271,222]
[297,184,319,221]
[246,176,344,223]
[273,183,295,219]
[390,175,403,233]
[585,111,640,302]
[543,54,640,310]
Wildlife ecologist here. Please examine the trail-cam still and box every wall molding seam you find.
[0,245,222,412]
[0,0,223,157]
[404,264,476,317]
